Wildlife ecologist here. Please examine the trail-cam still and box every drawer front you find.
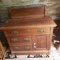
[5,28,50,35]
[35,28,50,34]
[5,29,33,35]
[12,44,32,51]
[8,36,32,43]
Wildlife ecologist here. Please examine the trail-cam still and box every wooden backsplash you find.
[0,0,60,22]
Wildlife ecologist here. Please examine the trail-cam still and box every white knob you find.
[34,43,36,45]
[34,46,36,48]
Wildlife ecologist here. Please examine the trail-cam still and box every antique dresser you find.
[0,6,56,55]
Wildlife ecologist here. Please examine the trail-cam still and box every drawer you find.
[5,28,50,35]
[12,44,32,51]
[8,36,32,43]
[35,28,50,34]
[5,29,33,35]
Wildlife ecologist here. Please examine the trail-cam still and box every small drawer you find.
[36,28,50,34]
[12,44,32,51]
[5,29,33,35]
[6,30,19,34]
[8,36,32,43]
[5,28,50,35]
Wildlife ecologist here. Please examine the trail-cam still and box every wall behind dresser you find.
[0,0,60,23]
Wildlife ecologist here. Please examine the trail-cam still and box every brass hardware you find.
[25,46,30,49]
[14,46,20,50]
[11,38,18,42]
[25,30,30,32]
[11,30,18,34]
[24,38,30,41]
[37,29,44,32]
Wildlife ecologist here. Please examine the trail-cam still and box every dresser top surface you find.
[0,16,56,29]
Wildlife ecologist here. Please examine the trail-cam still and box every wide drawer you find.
[12,44,32,51]
[8,36,32,43]
[5,28,50,35]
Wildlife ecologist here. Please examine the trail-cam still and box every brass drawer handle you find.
[14,46,20,50]
[37,29,44,32]
[11,38,18,42]
[24,38,30,41]
[11,31,18,34]
[25,30,30,32]
[25,46,30,49]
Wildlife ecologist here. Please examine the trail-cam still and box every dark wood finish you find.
[8,6,45,19]
[0,6,56,55]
